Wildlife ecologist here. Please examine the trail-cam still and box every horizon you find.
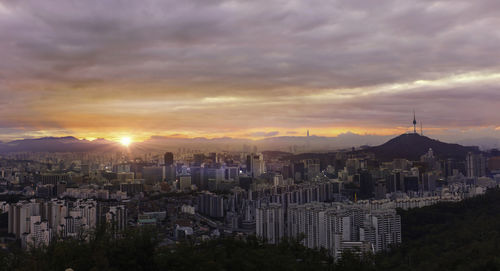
[1,125,499,150]
[1,131,499,152]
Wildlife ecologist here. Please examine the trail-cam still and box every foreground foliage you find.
[0,228,333,271]
[376,189,500,271]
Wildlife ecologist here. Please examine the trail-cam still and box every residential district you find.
[0,132,499,259]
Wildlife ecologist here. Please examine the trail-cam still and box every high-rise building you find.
[197,191,224,218]
[387,171,404,193]
[9,202,35,238]
[120,181,144,195]
[293,162,305,182]
[22,216,51,248]
[179,175,192,191]
[106,205,127,233]
[9,199,99,247]
[363,209,402,252]
[246,154,265,178]
[284,202,402,258]
[164,152,174,166]
[466,152,486,178]
[163,165,177,183]
[359,170,374,199]
[273,175,284,186]
[420,148,437,170]
[256,203,284,244]
[307,162,321,181]
[74,199,97,230]
[223,166,239,181]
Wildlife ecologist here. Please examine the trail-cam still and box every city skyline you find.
[1,1,499,269]
[1,0,500,143]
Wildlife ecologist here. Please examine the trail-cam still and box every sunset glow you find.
[119,137,132,147]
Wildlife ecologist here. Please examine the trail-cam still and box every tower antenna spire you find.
[412,110,417,134]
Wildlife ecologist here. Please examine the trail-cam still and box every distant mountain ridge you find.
[0,133,392,153]
[0,137,118,153]
[360,133,480,161]
[0,133,482,156]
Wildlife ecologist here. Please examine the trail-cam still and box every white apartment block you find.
[256,203,284,244]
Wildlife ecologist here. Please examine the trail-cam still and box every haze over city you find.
[2,1,500,270]
[1,0,500,145]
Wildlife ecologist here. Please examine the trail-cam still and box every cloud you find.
[249,131,280,137]
[0,0,499,140]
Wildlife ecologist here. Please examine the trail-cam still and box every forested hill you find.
[374,189,500,270]
[360,133,480,162]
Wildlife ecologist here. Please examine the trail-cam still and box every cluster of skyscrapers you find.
[256,202,401,258]
[4,199,126,247]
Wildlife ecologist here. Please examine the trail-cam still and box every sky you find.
[1,0,500,143]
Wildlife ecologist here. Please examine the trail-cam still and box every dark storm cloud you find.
[0,0,499,139]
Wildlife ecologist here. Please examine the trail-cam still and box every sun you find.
[119,137,132,147]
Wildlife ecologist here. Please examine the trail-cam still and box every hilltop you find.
[360,133,480,161]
